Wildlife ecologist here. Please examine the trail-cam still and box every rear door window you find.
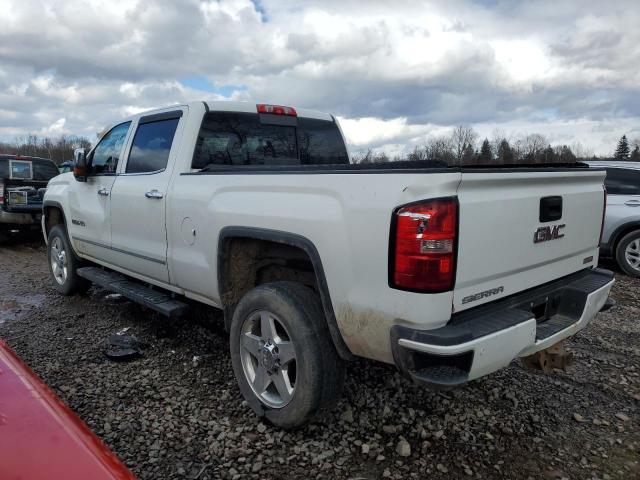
[192,112,348,169]
[126,118,180,174]
[605,168,640,195]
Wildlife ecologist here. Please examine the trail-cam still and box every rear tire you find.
[615,230,640,278]
[229,281,345,429]
[47,225,90,295]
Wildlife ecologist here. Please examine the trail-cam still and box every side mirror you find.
[73,148,88,182]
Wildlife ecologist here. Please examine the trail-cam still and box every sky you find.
[1,0,639,156]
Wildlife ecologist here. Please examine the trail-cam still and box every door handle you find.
[97,187,110,197]
[145,189,164,199]
[625,199,640,207]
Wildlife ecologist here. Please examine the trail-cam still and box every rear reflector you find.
[391,197,458,292]
[257,104,297,116]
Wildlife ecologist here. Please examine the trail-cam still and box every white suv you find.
[589,161,640,277]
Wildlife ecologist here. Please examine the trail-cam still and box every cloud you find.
[0,0,638,154]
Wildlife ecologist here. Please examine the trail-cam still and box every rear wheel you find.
[616,230,640,277]
[229,281,345,429]
[47,225,90,295]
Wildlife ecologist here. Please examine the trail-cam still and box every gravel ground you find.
[0,235,638,480]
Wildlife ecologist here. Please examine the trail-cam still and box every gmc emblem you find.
[534,224,565,243]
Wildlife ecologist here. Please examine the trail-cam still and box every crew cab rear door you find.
[453,167,606,312]
[109,108,186,283]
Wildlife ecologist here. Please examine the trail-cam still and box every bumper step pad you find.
[412,365,469,388]
[77,267,189,318]
[535,315,575,341]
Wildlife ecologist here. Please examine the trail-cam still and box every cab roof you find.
[129,100,334,123]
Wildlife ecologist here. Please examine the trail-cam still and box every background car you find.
[589,160,640,277]
[0,154,59,242]
[58,160,73,173]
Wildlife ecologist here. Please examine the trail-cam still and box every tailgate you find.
[453,168,605,312]
[2,178,47,211]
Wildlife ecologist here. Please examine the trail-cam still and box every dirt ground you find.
[0,235,638,480]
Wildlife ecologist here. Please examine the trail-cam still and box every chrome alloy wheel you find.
[50,236,68,285]
[625,238,640,271]
[239,310,297,408]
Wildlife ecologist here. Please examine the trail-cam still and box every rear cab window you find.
[0,157,58,181]
[192,112,349,169]
[32,159,59,180]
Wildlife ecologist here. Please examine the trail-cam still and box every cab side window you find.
[90,122,131,174]
[126,118,180,174]
[605,168,640,195]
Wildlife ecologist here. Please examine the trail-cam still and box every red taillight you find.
[599,187,607,244]
[391,197,458,292]
[257,104,297,116]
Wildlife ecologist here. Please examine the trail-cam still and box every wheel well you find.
[612,223,640,256]
[219,237,318,324]
[43,206,65,238]
[217,229,355,361]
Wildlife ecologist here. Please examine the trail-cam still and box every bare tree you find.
[553,145,576,163]
[406,145,429,162]
[450,125,478,166]
[519,133,548,162]
[425,136,455,164]
[352,149,389,164]
[570,142,593,160]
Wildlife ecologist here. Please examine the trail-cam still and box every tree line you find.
[613,135,640,161]
[1,128,638,166]
[354,126,640,165]
[0,134,92,164]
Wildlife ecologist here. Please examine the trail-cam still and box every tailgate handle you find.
[540,196,562,222]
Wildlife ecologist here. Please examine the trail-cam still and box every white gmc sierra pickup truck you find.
[43,101,614,428]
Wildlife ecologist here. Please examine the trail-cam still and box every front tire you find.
[616,230,640,278]
[229,281,345,429]
[47,225,90,295]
